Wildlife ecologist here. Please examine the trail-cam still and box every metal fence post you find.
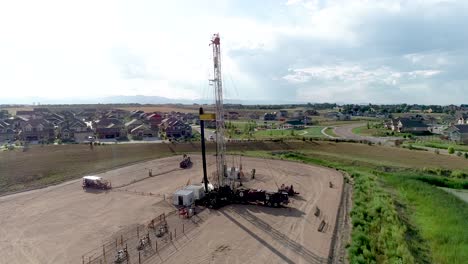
[103,244,106,263]
[125,243,128,264]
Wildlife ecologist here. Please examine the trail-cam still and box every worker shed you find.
[173,189,194,206]
[185,185,205,200]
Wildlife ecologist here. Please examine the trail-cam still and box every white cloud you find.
[283,65,441,85]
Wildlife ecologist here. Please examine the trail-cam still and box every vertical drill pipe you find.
[200,107,209,192]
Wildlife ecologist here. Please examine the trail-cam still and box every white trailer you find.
[185,185,205,200]
[173,189,194,206]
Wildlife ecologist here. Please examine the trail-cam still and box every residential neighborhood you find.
[0,107,200,144]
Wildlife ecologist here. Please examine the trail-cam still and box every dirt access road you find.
[0,155,343,264]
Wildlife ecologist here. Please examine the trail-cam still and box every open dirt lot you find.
[0,155,343,264]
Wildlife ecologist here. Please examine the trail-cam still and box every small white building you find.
[185,185,205,200]
[173,189,194,206]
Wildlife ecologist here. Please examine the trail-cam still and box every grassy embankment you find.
[224,120,327,140]
[352,123,412,138]
[237,149,468,263]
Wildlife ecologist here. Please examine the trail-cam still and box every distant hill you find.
[0,95,306,105]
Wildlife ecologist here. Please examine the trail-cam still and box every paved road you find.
[192,125,217,141]
[333,123,399,144]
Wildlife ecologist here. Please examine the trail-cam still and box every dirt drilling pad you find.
[0,155,343,264]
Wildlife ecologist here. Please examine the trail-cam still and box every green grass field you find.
[412,141,468,152]
[352,125,412,138]
[323,127,338,137]
[235,126,327,140]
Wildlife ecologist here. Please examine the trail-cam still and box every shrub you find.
[348,172,414,264]
[448,146,455,154]
[465,153,468,159]
[451,170,467,179]
[457,151,463,157]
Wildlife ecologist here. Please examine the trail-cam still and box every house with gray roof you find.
[446,125,468,144]
[396,118,429,133]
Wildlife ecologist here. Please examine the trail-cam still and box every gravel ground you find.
[0,155,344,264]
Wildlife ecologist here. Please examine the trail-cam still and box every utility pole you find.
[210,33,226,187]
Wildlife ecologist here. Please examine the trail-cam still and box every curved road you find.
[333,123,399,144]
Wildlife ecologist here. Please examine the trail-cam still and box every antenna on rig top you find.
[209,33,227,188]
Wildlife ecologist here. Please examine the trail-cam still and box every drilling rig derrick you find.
[209,33,227,188]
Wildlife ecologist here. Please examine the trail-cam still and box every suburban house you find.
[0,110,9,119]
[16,110,40,120]
[138,112,149,120]
[124,119,144,133]
[45,113,65,126]
[385,119,399,130]
[292,110,304,119]
[248,113,260,120]
[19,119,55,142]
[57,119,93,142]
[76,109,98,121]
[130,124,157,139]
[104,109,129,119]
[428,125,448,135]
[305,109,319,116]
[0,120,15,143]
[446,125,468,144]
[146,113,163,128]
[161,117,192,138]
[93,118,126,139]
[263,113,276,121]
[129,110,145,119]
[276,110,288,120]
[324,112,351,121]
[226,111,240,120]
[185,113,199,125]
[456,112,468,124]
[395,118,429,133]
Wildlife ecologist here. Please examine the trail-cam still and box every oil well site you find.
[0,154,347,264]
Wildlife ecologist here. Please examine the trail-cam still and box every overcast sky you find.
[1,0,468,104]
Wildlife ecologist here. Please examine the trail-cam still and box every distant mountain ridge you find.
[0,95,307,105]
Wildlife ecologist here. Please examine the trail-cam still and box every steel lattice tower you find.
[210,33,226,187]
